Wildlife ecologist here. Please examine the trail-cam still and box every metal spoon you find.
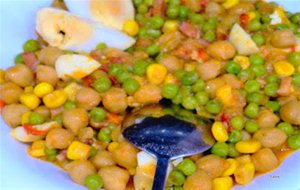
[123,114,212,190]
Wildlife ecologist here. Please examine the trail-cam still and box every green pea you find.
[150,16,164,29]
[292,73,300,86]
[207,17,218,27]
[133,0,143,6]
[133,60,149,76]
[45,146,58,156]
[180,86,192,97]
[265,101,280,112]
[14,53,24,64]
[205,100,221,114]
[96,43,107,51]
[138,27,148,37]
[108,64,123,76]
[203,31,216,42]
[255,1,263,8]
[168,170,186,186]
[264,83,278,97]
[174,69,186,80]
[211,142,229,158]
[182,96,198,110]
[23,39,39,52]
[179,6,189,19]
[244,103,259,119]
[195,91,209,106]
[123,78,140,94]
[249,54,264,65]
[144,0,153,6]
[250,64,266,77]
[174,187,183,190]
[192,79,205,92]
[181,71,198,86]
[162,83,179,99]
[176,158,197,176]
[138,4,148,14]
[261,14,271,24]
[291,13,300,24]
[238,69,255,81]
[230,116,245,131]
[167,5,179,19]
[89,146,98,158]
[97,128,111,142]
[146,44,160,56]
[172,91,183,105]
[29,112,45,125]
[251,33,266,46]
[47,154,57,162]
[288,52,300,67]
[85,174,104,190]
[228,143,240,158]
[202,22,216,33]
[224,61,241,75]
[146,29,162,38]
[277,122,294,136]
[169,0,180,5]
[116,70,131,83]
[277,23,289,30]
[244,80,260,93]
[246,92,264,104]
[93,77,112,92]
[188,13,204,24]
[63,100,76,109]
[245,121,259,133]
[248,19,262,32]
[288,134,300,149]
[90,107,106,122]
[53,114,63,125]
[228,130,243,143]
[266,74,280,83]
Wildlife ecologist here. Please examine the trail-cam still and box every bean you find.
[46,128,74,149]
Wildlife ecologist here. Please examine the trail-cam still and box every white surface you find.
[0,1,300,190]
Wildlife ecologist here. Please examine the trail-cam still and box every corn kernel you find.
[234,162,255,185]
[108,142,119,152]
[20,93,41,110]
[164,74,177,84]
[162,20,179,33]
[24,86,34,93]
[21,111,32,125]
[184,63,196,71]
[34,82,54,98]
[212,177,233,190]
[147,64,168,85]
[0,69,5,84]
[234,55,250,69]
[248,11,256,21]
[273,61,295,76]
[211,121,229,142]
[216,85,234,106]
[129,168,136,175]
[236,155,252,164]
[222,0,239,9]
[222,159,239,176]
[235,140,261,154]
[43,90,67,109]
[64,82,81,101]
[123,20,139,36]
[67,141,91,160]
[28,140,46,157]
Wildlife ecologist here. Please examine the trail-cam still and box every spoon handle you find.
[152,156,169,190]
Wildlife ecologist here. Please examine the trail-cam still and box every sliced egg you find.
[229,23,259,56]
[55,54,101,80]
[64,0,134,30]
[36,8,135,52]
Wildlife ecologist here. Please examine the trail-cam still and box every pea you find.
[276,23,289,30]
[180,86,192,97]
[14,53,24,64]
[144,0,153,6]
[23,39,39,52]
[150,16,164,29]
[133,60,149,76]
[29,112,45,125]
[122,78,140,94]
[224,61,241,75]
[133,0,143,6]
[251,33,266,46]
[264,101,280,112]
[168,170,186,186]
[292,73,300,86]
[249,54,264,65]
[266,74,280,83]
[248,19,262,32]
[146,44,160,56]
[205,100,221,114]
[238,69,255,81]
[169,0,180,5]
[244,103,259,118]
[264,83,278,97]
[138,4,148,14]
[255,1,263,9]
[188,13,204,24]
[288,134,300,149]
[277,122,294,136]
[53,114,63,125]
[228,143,240,158]
[230,116,244,130]
[138,27,148,37]
[208,17,218,27]
[176,158,197,176]
[228,130,243,143]
[291,13,300,24]
[116,70,131,83]
[174,69,186,80]
[202,22,215,33]
[250,64,266,77]
[181,71,198,86]
[246,92,264,104]
[172,91,183,105]
[93,77,112,92]
[85,174,104,190]
[108,64,123,76]
[191,80,205,92]
[179,6,189,19]
[203,31,216,42]
[174,187,183,190]
[96,43,107,51]
[178,109,195,120]
[182,96,198,110]
[90,107,106,122]
[245,121,259,133]
[146,29,162,38]
[261,14,271,24]
[195,91,209,105]
[288,52,300,67]
[211,142,229,158]
[244,79,260,93]
[64,101,76,109]
[97,128,111,142]
[47,154,57,162]
[89,146,97,158]
[162,83,179,99]
[45,146,58,156]
[167,5,179,19]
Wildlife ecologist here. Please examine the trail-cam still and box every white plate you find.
[0,1,299,190]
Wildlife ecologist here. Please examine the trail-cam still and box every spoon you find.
[123,115,212,190]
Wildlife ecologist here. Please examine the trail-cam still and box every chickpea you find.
[34,106,50,119]
[280,100,300,125]
[103,88,127,113]
[2,104,29,127]
[184,0,201,13]
[253,128,287,148]
[5,64,34,87]
[36,65,58,86]
[270,29,296,49]
[38,46,63,66]
[46,128,74,149]
[184,169,212,190]
[133,84,162,104]
[112,141,138,169]
[196,59,221,81]
[205,2,225,18]
[78,127,94,142]
[67,160,96,185]
[98,166,130,190]
[63,108,89,134]
[159,54,183,73]
[0,82,23,104]
[251,148,278,173]
[228,2,255,15]
[196,155,229,178]
[75,87,101,110]
[255,109,280,128]
[92,150,116,169]
[207,41,236,60]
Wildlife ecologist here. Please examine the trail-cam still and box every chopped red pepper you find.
[200,0,208,8]
[217,33,228,40]
[100,65,109,73]
[108,75,119,86]
[291,45,296,52]
[82,75,94,87]
[107,113,123,125]
[220,113,232,132]
[198,48,209,62]
[0,99,5,110]
[23,124,48,136]
[240,13,250,27]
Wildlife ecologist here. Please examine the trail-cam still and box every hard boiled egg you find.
[64,0,134,30]
[36,8,135,52]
